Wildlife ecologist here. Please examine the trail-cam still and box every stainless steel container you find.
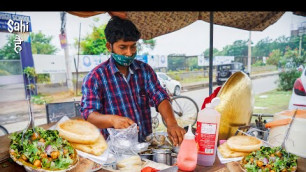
[152,149,172,165]
[171,153,178,165]
[173,146,180,153]
[140,153,153,161]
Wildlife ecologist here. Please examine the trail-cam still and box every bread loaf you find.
[57,119,100,144]
[70,134,108,156]
[117,155,142,171]
[218,142,250,158]
[226,135,262,153]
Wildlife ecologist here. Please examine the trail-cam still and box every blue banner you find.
[136,54,148,63]
[0,12,32,33]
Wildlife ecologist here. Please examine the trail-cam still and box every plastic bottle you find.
[177,124,198,171]
[195,97,221,166]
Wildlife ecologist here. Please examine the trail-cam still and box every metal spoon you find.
[21,97,37,142]
[281,108,298,159]
[281,108,297,150]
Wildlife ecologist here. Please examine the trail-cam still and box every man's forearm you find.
[87,112,115,129]
[158,99,178,127]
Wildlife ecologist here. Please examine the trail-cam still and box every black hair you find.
[105,16,141,44]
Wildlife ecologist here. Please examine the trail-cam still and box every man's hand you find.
[111,115,135,129]
[167,124,186,146]
[157,100,186,146]
[87,112,139,131]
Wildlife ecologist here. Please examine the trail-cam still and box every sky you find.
[0,11,305,56]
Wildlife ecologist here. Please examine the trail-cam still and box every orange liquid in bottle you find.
[177,125,198,171]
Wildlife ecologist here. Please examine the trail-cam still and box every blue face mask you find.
[110,43,137,66]
[111,52,137,67]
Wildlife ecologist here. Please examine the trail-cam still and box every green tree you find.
[187,57,201,70]
[29,31,57,83]
[30,31,58,54]
[283,47,305,66]
[0,34,20,60]
[137,39,156,54]
[75,19,156,55]
[253,37,273,57]
[288,35,306,51]
[218,40,248,57]
[203,48,222,57]
[76,24,108,55]
[271,36,290,54]
[267,49,283,66]
[168,54,186,71]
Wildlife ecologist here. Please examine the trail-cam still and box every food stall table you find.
[1,121,305,172]
[0,120,230,172]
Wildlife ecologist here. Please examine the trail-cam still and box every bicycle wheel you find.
[163,95,199,128]
[0,125,9,136]
[151,116,159,130]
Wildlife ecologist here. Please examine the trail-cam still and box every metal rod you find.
[252,113,274,117]
[281,108,298,149]
[26,76,35,128]
[209,11,214,95]
[75,22,81,96]
[248,31,252,74]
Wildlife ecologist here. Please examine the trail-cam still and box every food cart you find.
[1,71,306,172]
[1,11,306,172]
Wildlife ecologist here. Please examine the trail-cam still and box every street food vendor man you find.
[80,16,186,146]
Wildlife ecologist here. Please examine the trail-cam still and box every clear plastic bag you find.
[107,123,149,156]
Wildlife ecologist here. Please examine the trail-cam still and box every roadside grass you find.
[31,94,53,105]
[251,89,292,123]
[31,91,76,105]
[180,76,209,84]
[250,65,277,75]
[168,65,278,85]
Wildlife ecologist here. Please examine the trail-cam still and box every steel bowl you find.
[152,149,172,166]
[10,148,79,172]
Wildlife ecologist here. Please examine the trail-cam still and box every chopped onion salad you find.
[9,127,76,170]
[241,146,298,172]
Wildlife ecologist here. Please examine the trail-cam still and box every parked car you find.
[288,67,306,110]
[156,72,182,96]
[216,62,249,85]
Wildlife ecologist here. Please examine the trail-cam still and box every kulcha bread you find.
[70,134,108,156]
[117,155,142,172]
[218,142,250,158]
[57,119,100,144]
[226,135,262,153]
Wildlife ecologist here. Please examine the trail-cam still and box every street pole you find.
[60,12,73,92]
[209,11,214,95]
[248,31,252,75]
[299,34,302,57]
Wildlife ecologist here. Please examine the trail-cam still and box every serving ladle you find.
[21,96,37,143]
[281,108,298,158]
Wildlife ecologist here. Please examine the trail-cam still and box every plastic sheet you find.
[107,123,149,160]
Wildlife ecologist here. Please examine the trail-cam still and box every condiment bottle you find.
[177,124,198,171]
[195,97,221,166]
